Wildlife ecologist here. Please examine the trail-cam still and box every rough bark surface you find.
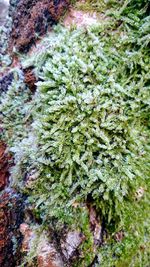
[8,0,69,52]
[0,142,12,190]
[0,189,24,267]
[0,140,24,266]
[20,223,65,267]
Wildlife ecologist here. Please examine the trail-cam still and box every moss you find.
[0,69,32,145]
[75,0,116,13]
[0,0,150,266]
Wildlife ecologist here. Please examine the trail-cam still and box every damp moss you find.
[0,0,150,266]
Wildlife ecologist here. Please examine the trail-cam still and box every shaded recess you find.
[24,67,37,92]
[8,0,69,52]
[0,71,14,92]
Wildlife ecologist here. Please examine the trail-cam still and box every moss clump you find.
[1,0,150,266]
[26,6,150,219]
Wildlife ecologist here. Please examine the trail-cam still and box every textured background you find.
[0,0,9,25]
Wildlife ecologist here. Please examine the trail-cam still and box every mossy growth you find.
[0,15,12,68]
[0,69,32,145]
[0,0,150,266]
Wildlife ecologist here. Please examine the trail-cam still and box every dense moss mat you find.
[0,0,150,266]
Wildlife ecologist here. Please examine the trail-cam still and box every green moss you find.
[1,0,150,266]
[72,207,95,266]
[26,12,149,220]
